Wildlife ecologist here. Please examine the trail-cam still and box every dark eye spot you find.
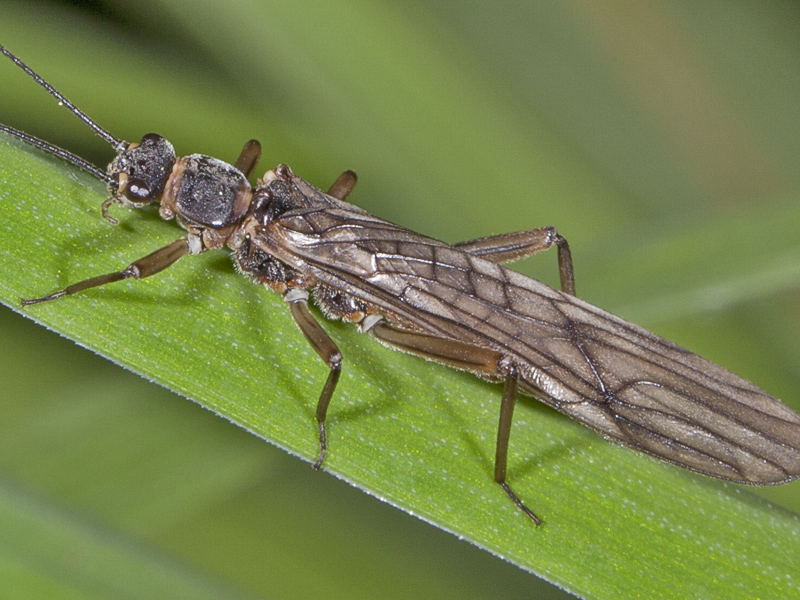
[125,177,151,202]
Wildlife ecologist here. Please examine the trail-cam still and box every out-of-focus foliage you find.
[1,1,799,599]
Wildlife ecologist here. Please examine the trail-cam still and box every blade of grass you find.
[0,480,258,600]
[2,127,800,599]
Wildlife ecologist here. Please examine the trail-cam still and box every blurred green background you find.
[1,0,800,598]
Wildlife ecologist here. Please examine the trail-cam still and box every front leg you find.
[233,139,262,179]
[22,236,196,305]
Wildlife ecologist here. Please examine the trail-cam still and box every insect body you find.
[3,45,800,525]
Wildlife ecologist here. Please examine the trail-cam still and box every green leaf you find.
[2,1,800,599]
[3,122,800,599]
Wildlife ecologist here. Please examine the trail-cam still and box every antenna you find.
[0,122,112,183]
[0,44,125,152]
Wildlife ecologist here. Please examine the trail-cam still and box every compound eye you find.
[124,177,152,204]
[141,133,164,144]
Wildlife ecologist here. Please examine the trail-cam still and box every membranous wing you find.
[263,176,800,485]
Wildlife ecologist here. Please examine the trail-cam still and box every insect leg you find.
[21,237,194,305]
[284,291,343,469]
[494,369,541,524]
[327,170,358,200]
[369,322,540,523]
[233,140,262,179]
[454,226,575,295]
[370,322,504,373]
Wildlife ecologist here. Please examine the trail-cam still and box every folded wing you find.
[266,185,800,484]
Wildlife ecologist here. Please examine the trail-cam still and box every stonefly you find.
[2,44,799,525]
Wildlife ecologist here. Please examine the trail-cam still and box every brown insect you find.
[2,44,799,524]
